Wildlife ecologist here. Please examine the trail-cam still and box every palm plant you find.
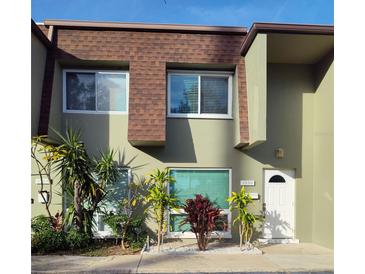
[86,149,120,231]
[53,128,95,233]
[227,186,257,249]
[145,168,179,252]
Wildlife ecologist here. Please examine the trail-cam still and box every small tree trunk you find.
[74,181,84,232]
[199,234,207,251]
[121,229,127,249]
[194,233,201,250]
[202,234,207,251]
[243,224,249,246]
[157,225,161,252]
[239,224,243,250]
[247,226,253,245]
[157,207,164,252]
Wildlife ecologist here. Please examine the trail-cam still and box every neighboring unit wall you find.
[31,33,47,136]
[244,34,267,147]
[312,59,334,249]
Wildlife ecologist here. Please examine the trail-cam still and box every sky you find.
[31,0,333,27]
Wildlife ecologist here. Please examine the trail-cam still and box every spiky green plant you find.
[52,128,95,233]
[227,186,257,249]
[145,168,179,252]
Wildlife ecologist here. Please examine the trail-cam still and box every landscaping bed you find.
[145,239,262,255]
[31,238,142,256]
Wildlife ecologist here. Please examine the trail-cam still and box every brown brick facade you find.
[40,27,249,145]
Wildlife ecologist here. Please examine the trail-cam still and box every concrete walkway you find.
[31,243,333,273]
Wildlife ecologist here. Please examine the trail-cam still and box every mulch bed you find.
[32,239,142,256]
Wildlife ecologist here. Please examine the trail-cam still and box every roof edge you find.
[43,19,247,35]
[31,19,51,48]
[241,22,334,56]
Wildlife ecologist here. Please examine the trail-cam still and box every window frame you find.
[63,69,129,115]
[167,70,233,119]
[167,167,232,239]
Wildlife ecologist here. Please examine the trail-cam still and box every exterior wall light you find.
[275,148,284,159]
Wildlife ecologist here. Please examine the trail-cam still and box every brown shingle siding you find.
[44,27,249,144]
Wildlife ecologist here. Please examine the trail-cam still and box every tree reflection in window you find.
[66,72,96,110]
[170,75,199,114]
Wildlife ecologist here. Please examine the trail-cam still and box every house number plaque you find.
[240,179,255,186]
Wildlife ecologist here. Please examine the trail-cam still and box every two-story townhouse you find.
[31,19,334,249]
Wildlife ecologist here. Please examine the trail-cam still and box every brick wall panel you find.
[48,28,249,144]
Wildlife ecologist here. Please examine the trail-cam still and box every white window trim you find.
[167,167,232,239]
[167,70,233,119]
[63,69,129,115]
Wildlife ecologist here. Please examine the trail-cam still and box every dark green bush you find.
[31,215,67,253]
[31,215,51,233]
[65,227,91,250]
[103,214,147,248]
[124,217,147,248]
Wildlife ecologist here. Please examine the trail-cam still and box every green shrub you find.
[103,214,147,249]
[65,228,91,250]
[31,215,51,233]
[32,230,66,253]
[31,215,66,253]
[103,214,128,238]
[32,215,91,253]
[124,216,147,248]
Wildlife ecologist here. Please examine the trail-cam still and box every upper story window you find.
[167,71,233,119]
[63,70,129,114]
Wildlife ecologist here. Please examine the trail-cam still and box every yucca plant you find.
[227,186,257,249]
[182,194,221,251]
[53,128,95,233]
[145,168,179,252]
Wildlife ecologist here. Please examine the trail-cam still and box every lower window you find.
[168,168,231,238]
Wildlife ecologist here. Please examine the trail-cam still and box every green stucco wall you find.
[40,59,333,248]
[243,63,316,243]
[312,60,334,249]
[245,34,267,147]
[46,63,263,239]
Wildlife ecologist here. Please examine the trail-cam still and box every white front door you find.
[263,169,295,239]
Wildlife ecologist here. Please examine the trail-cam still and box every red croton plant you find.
[182,194,221,251]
